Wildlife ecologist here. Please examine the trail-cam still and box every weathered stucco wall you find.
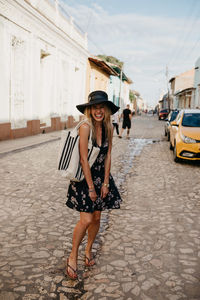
[0,0,88,140]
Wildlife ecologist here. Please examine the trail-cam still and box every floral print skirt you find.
[66,142,122,213]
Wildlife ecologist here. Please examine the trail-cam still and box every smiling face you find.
[91,104,105,122]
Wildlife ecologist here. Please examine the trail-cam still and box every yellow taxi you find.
[169,109,200,162]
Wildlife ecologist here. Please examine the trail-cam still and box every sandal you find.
[85,255,95,267]
[66,258,78,280]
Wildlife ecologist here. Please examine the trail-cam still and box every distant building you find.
[84,56,132,114]
[129,90,143,114]
[85,57,118,100]
[0,0,88,140]
[137,97,145,113]
[194,57,200,108]
[169,77,176,109]
[108,65,132,111]
[169,69,195,109]
[159,93,172,110]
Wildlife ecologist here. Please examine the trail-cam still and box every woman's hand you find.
[101,185,109,199]
[89,189,97,202]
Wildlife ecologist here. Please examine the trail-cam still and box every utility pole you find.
[119,63,123,111]
[165,65,170,111]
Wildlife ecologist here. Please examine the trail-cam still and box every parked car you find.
[169,109,200,162]
[147,109,154,116]
[158,109,169,120]
[164,110,179,140]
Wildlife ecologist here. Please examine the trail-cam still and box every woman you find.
[66,90,122,279]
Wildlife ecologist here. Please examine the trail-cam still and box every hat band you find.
[89,95,107,102]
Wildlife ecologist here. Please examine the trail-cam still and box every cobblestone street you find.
[0,115,199,300]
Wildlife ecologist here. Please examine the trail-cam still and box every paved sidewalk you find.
[0,131,62,156]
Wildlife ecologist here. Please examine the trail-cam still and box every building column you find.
[0,18,10,124]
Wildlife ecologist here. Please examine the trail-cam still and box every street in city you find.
[0,115,200,300]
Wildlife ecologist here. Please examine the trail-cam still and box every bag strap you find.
[71,120,93,144]
[75,119,90,130]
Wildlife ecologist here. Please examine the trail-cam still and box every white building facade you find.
[108,74,132,112]
[0,0,88,140]
[122,80,131,107]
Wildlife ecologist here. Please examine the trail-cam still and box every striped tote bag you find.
[58,120,100,182]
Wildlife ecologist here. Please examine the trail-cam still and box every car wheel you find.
[169,139,173,150]
[173,142,179,162]
[167,132,170,141]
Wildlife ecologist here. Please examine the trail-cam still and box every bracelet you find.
[89,189,95,193]
[102,183,109,188]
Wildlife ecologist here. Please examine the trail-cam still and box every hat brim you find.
[76,98,120,115]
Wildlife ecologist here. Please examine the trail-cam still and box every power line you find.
[167,0,199,65]
[59,0,108,55]
[59,0,109,54]
[187,35,200,58]
[153,1,199,82]
[87,36,107,54]
[85,9,93,32]
[152,69,165,77]
[182,18,200,61]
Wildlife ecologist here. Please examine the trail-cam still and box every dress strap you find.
[102,123,106,144]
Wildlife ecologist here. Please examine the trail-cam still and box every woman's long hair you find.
[84,105,112,146]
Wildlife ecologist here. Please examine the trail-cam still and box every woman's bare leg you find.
[85,211,101,264]
[68,212,93,277]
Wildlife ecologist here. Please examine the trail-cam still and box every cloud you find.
[61,1,200,106]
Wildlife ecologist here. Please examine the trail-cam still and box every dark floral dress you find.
[66,131,122,213]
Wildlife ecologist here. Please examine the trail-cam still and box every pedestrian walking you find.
[112,111,120,135]
[119,104,132,139]
[65,90,122,279]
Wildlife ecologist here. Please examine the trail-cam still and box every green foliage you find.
[97,55,123,68]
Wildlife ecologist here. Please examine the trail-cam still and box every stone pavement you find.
[0,115,200,300]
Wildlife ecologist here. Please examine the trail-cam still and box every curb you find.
[0,137,61,158]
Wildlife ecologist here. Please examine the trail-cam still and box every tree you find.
[97,55,123,68]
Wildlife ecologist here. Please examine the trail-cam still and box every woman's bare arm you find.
[79,123,97,202]
[101,129,113,198]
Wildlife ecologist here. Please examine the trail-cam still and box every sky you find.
[61,0,200,107]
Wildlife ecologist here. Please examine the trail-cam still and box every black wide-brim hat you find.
[76,90,120,115]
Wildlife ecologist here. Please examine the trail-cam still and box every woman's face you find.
[91,104,105,122]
